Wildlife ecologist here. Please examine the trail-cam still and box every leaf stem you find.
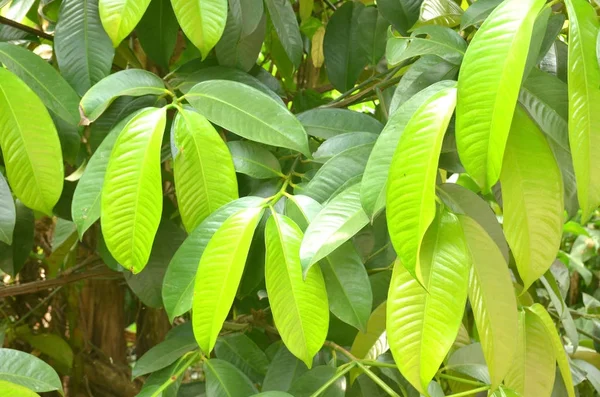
[437,373,487,387]
[445,385,491,397]
[360,360,398,369]
[0,16,54,41]
[309,362,356,397]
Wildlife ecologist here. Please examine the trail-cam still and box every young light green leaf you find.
[0,68,64,215]
[300,184,369,272]
[386,83,456,283]
[297,108,383,140]
[361,80,456,220]
[136,0,179,70]
[227,141,283,179]
[193,207,264,353]
[387,211,470,394]
[99,0,151,47]
[264,0,303,67]
[186,80,309,156]
[500,107,563,290]
[163,196,264,321]
[0,43,80,125]
[460,215,518,391]
[564,0,600,222]
[377,0,423,35]
[265,213,329,368]
[504,310,556,397]
[415,0,463,28]
[456,0,545,190]
[349,301,388,382]
[171,0,228,59]
[55,0,115,96]
[101,107,167,273]
[284,194,322,232]
[0,380,39,397]
[0,173,15,245]
[215,333,269,383]
[204,358,258,397]
[0,348,63,395]
[172,108,238,232]
[527,304,576,397]
[79,69,167,124]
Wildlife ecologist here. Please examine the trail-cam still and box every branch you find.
[0,16,54,41]
[0,267,121,299]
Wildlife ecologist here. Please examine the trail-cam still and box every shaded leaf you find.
[297,108,383,140]
[227,141,283,179]
[264,0,303,67]
[204,358,258,397]
[215,333,269,382]
[0,173,15,245]
[136,0,179,69]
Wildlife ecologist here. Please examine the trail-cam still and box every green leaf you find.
[136,353,194,397]
[0,173,15,245]
[252,393,293,397]
[0,380,39,397]
[288,366,345,397]
[500,106,563,290]
[377,0,423,35]
[227,141,283,179]
[540,272,579,351]
[0,201,34,276]
[171,0,228,59]
[284,194,322,232]
[459,215,518,390]
[186,80,310,156]
[172,108,238,232]
[0,68,64,215]
[387,210,470,394]
[136,0,179,70]
[215,333,269,382]
[386,83,456,282]
[361,80,456,220]
[0,348,63,395]
[415,0,463,28]
[297,108,383,140]
[133,323,197,378]
[263,345,309,392]
[359,7,390,66]
[504,310,556,397]
[0,43,80,125]
[55,0,115,96]
[564,0,600,222]
[349,302,388,382]
[312,132,378,164]
[300,184,369,272]
[460,0,502,30]
[455,0,545,191]
[193,207,264,353]
[162,196,263,321]
[204,358,258,397]
[301,143,373,203]
[72,111,139,238]
[79,69,167,124]
[216,0,266,72]
[99,0,151,47]
[101,107,167,273]
[237,0,264,37]
[386,26,466,66]
[265,213,329,368]
[264,0,303,67]
[17,332,73,372]
[527,304,576,397]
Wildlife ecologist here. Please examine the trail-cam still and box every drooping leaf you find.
[136,0,179,70]
[172,108,238,232]
[300,184,369,272]
[79,69,167,124]
[297,108,383,140]
[377,0,423,35]
[265,213,329,368]
[0,173,15,245]
[564,0,600,221]
[0,348,63,395]
[387,210,470,394]
[204,359,258,397]
[459,215,518,390]
[99,0,151,47]
[460,0,502,30]
[349,302,388,381]
[527,304,576,397]
[455,0,545,190]
[264,0,303,67]
[0,43,80,125]
[504,310,556,397]
[359,7,390,66]
[386,83,456,282]
[361,80,456,220]
[54,0,115,96]
[0,68,64,215]
[227,141,283,179]
[214,333,269,383]
[193,207,264,353]
[101,107,167,273]
[171,0,228,58]
[500,106,563,290]
[262,345,309,392]
[162,196,263,321]
[186,80,310,156]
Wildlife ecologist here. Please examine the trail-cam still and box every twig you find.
[548,310,600,344]
[12,287,63,326]
[0,16,54,41]
[445,386,491,397]
[309,362,356,397]
[438,373,486,387]
[322,0,337,11]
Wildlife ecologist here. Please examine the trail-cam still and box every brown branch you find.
[0,267,122,299]
[0,16,54,41]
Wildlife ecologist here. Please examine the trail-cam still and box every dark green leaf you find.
[0,173,15,245]
[288,366,345,397]
[0,201,34,276]
[264,0,303,67]
[204,358,258,397]
[297,108,383,140]
[377,0,423,35]
[263,345,309,392]
[460,0,503,30]
[136,0,179,70]
[214,333,269,382]
[227,141,283,179]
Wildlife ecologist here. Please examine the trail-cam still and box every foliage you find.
[0,0,600,396]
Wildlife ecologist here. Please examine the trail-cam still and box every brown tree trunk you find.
[135,306,171,358]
